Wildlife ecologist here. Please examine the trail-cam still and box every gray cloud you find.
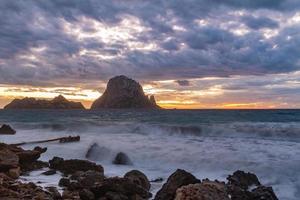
[0,0,300,88]
[242,15,279,29]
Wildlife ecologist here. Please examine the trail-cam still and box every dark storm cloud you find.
[0,0,300,87]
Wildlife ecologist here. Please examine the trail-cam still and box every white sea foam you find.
[1,122,300,200]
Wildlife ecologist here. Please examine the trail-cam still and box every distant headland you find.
[4,75,160,110]
[4,95,84,110]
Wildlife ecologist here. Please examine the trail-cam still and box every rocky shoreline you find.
[0,140,279,200]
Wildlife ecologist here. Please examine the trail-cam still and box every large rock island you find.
[4,95,85,110]
[91,75,160,109]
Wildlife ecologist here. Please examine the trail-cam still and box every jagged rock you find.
[0,143,47,176]
[0,124,16,135]
[226,170,278,200]
[175,180,230,200]
[0,146,19,172]
[0,180,54,199]
[62,190,80,199]
[113,152,133,165]
[46,186,62,200]
[85,143,111,161]
[69,170,105,189]
[49,157,104,175]
[33,146,47,154]
[8,167,21,179]
[252,186,278,200]
[91,177,152,200]
[42,169,56,176]
[4,95,85,109]
[91,75,160,109]
[21,160,49,172]
[79,189,95,200]
[86,143,100,159]
[154,169,200,200]
[124,170,151,191]
[227,170,261,190]
[59,177,71,187]
[150,177,164,183]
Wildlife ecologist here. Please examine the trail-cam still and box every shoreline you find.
[0,140,279,200]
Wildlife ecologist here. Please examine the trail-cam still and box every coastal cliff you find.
[4,95,85,110]
[91,75,160,109]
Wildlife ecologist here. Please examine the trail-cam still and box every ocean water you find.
[0,109,300,199]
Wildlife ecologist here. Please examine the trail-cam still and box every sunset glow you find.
[1,1,300,109]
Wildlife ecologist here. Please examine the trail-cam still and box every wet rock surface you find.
[227,170,261,190]
[113,152,133,165]
[175,180,230,200]
[91,177,152,200]
[154,169,201,200]
[0,124,16,135]
[49,156,104,175]
[124,170,151,191]
[0,143,47,176]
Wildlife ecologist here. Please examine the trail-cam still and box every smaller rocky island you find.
[91,75,160,109]
[4,95,85,110]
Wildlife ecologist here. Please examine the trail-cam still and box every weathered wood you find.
[11,136,80,146]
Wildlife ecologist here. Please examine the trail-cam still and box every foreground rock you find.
[0,143,47,178]
[58,169,151,200]
[154,169,200,200]
[124,170,151,191]
[91,177,152,200]
[175,180,230,200]
[0,124,16,135]
[4,95,85,109]
[91,75,160,109]
[49,156,104,175]
[226,170,278,200]
[0,179,54,199]
[0,141,279,200]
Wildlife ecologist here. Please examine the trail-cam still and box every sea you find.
[0,109,299,200]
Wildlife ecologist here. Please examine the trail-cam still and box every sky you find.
[1,0,300,109]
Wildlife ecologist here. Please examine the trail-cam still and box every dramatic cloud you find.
[0,0,300,108]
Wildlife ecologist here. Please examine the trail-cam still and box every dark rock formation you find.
[226,170,278,200]
[91,177,152,199]
[85,143,111,161]
[252,186,278,200]
[154,169,200,200]
[227,170,261,190]
[68,170,105,190]
[0,143,47,176]
[49,156,104,175]
[0,124,16,135]
[4,95,85,110]
[0,180,54,199]
[0,146,19,172]
[91,75,160,109]
[42,169,56,176]
[113,152,133,165]
[124,170,151,191]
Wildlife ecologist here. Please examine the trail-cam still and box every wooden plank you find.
[11,136,80,146]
